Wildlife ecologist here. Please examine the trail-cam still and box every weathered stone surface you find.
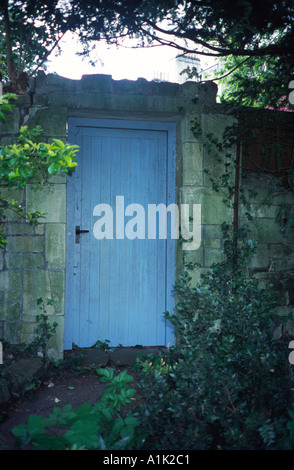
[0,378,10,404]
[0,302,20,321]
[5,357,44,393]
[48,271,65,314]
[250,219,284,244]
[181,187,232,226]
[182,142,203,186]
[0,271,22,291]
[0,357,46,404]
[46,315,65,361]
[249,246,270,269]
[5,236,44,253]
[77,349,109,368]
[3,323,22,344]
[108,347,165,366]
[0,108,20,134]
[26,184,66,224]
[81,74,112,92]
[27,106,67,137]
[2,223,35,236]
[45,224,65,269]
[23,270,54,314]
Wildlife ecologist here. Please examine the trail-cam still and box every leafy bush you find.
[137,225,294,449]
[12,368,144,450]
[0,94,79,248]
[284,410,294,449]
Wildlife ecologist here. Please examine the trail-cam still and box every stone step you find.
[0,347,167,404]
[0,357,44,405]
[68,346,167,368]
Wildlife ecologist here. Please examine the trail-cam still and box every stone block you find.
[184,81,217,107]
[5,235,43,253]
[5,253,22,269]
[47,90,112,109]
[181,114,202,142]
[15,94,31,107]
[187,268,206,287]
[33,72,80,94]
[45,224,65,269]
[0,208,24,223]
[2,223,34,236]
[0,302,20,321]
[26,184,66,223]
[46,314,64,360]
[252,272,272,288]
[201,112,236,144]
[48,271,65,314]
[0,187,24,201]
[108,348,144,366]
[35,224,45,235]
[181,187,232,225]
[203,238,221,248]
[119,94,150,112]
[270,258,294,272]
[250,219,284,244]
[5,357,44,393]
[76,349,109,368]
[183,247,204,268]
[204,224,224,240]
[3,290,21,302]
[0,135,15,145]
[23,270,54,315]
[204,249,226,267]
[0,271,22,291]
[19,321,38,345]
[249,246,270,269]
[23,253,45,268]
[0,108,20,134]
[239,202,279,220]
[27,106,67,137]
[48,172,67,184]
[157,81,180,96]
[4,322,21,344]
[182,142,203,186]
[82,74,113,92]
[269,244,294,259]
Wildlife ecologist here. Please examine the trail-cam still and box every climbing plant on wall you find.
[0,93,79,248]
[190,106,294,247]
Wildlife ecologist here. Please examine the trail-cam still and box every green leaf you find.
[12,424,27,437]
[97,368,114,382]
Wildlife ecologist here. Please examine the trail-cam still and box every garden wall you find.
[0,72,293,359]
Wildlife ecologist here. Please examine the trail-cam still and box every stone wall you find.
[0,72,293,358]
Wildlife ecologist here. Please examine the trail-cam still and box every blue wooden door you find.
[65,118,176,348]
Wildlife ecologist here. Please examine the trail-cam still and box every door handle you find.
[75,225,89,243]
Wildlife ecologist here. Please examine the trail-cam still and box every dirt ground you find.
[0,355,142,450]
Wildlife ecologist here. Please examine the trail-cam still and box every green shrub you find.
[137,225,294,449]
[12,368,144,450]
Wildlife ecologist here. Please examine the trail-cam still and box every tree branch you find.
[31,30,66,77]
[0,0,15,80]
[139,19,294,58]
[201,57,252,83]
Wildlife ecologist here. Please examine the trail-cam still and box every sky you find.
[47,33,176,81]
[46,32,216,83]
